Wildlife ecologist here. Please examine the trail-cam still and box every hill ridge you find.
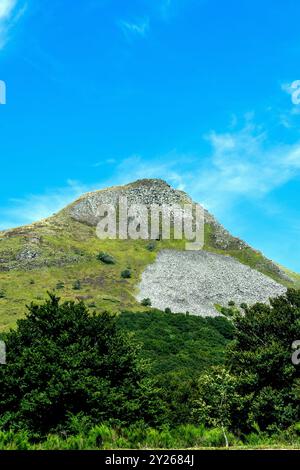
[0,178,297,328]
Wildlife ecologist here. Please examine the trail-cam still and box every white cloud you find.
[281,80,300,102]
[0,0,16,18]
[105,124,300,215]
[0,155,189,230]
[195,125,300,210]
[0,0,26,49]
[0,180,91,230]
[3,122,300,230]
[119,17,149,38]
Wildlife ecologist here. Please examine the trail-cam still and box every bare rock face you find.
[136,250,287,316]
[16,249,39,261]
[69,179,191,226]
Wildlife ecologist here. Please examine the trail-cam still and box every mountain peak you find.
[125,178,172,188]
[68,178,192,227]
[0,178,293,291]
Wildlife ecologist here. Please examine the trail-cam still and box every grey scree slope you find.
[136,249,287,317]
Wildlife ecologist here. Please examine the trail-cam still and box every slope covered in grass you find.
[0,179,297,329]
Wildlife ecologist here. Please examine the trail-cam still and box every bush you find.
[0,294,163,436]
[146,242,156,252]
[0,290,5,299]
[121,269,132,279]
[141,298,151,307]
[55,281,65,290]
[226,289,300,433]
[96,252,116,265]
[72,280,81,290]
[164,308,172,314]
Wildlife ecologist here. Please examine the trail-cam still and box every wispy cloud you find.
[104,123,300,214]
[3,120,300,230]
[0,0,26,49]
[197,124,300,211]
[0,0,16,18]
[0,180,90,230]
[278,81,300,127]
[0,156,187,230]
[119,17,149,39]
[281,81,299,102]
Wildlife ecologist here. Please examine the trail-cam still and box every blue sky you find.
[1,0,300,271]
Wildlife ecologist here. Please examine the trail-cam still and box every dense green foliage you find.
[0,295,163,435]
[118,310,233,426]
[193,289,300,436]
[118,310,232,378]
[0,290,299,449]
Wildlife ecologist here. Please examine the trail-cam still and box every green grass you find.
[203,223,295,286]
[0,215,188,329]
[0,211,298,330]
[0,424,299,450]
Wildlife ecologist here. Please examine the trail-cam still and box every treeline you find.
[0,290,299,448]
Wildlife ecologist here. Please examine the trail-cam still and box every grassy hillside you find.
[0,179,298,330]
[0,214,187,330]
[0,210,297,330]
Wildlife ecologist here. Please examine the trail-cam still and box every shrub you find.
[72,280,81,290]
[121,269,132,279]
[0,290,5,299]
[96,252,115,265]
[164,307,172,314]
[146,242,156,252]
[240,302,248,310]
[226,289,300,433]
[0,430,31,450]
[55,281,65,290]
[141,298,151,307]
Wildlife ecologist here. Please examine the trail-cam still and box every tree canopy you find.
[0,294,162,435]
